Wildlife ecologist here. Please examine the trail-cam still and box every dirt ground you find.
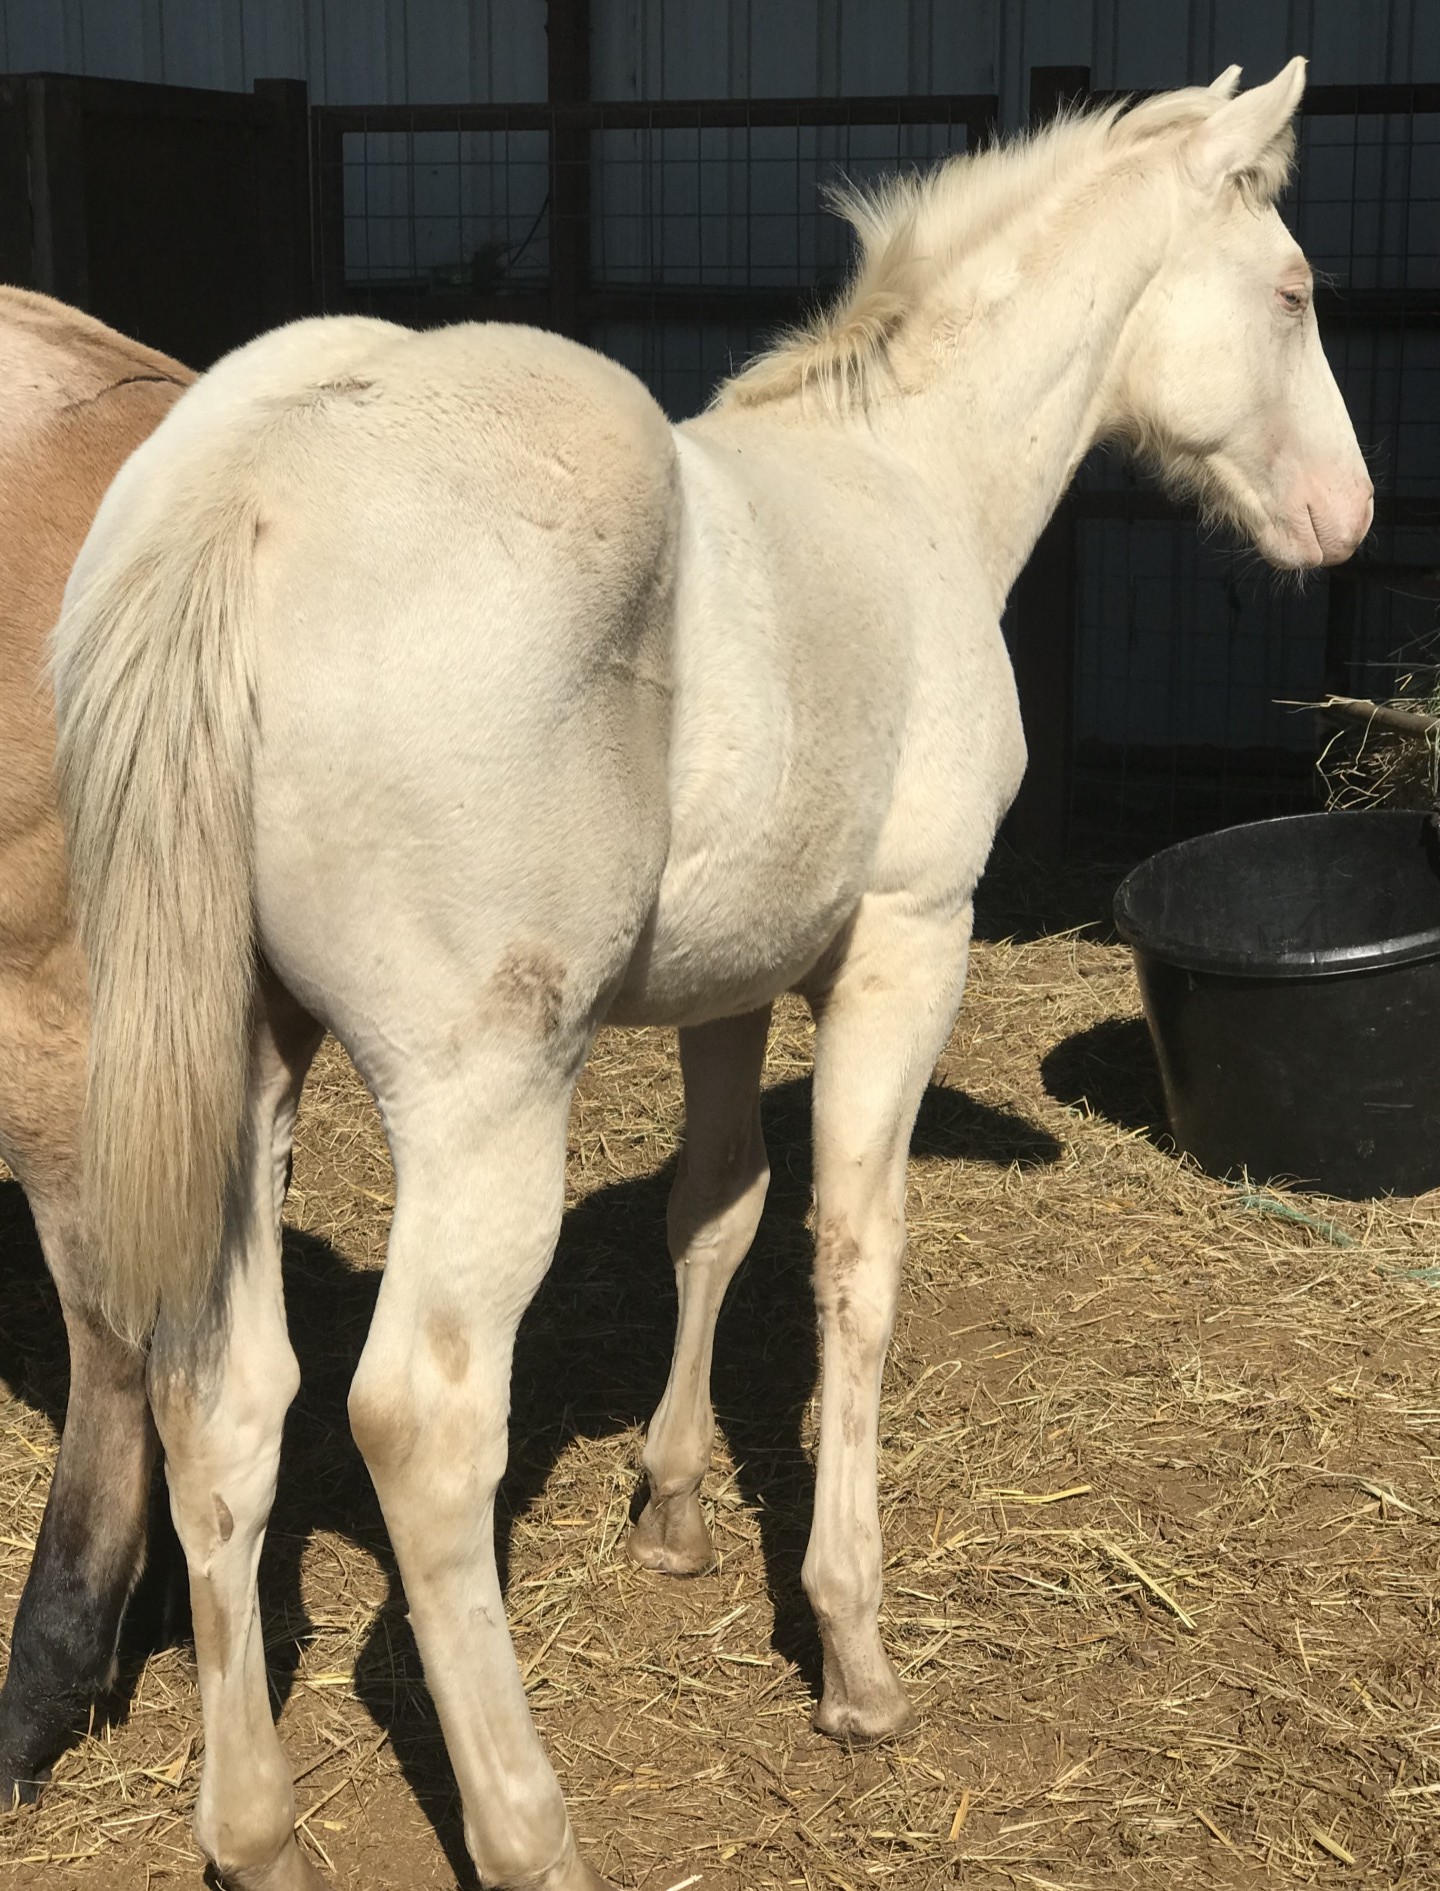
[2,861,1439,1890]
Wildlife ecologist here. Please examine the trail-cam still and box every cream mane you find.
[717,85,1295,415]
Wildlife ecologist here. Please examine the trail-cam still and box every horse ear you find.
[1208,65,1242,98]
[1193,55,1306,188]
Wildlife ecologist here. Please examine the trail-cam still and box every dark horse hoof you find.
[0,1762,49,1811]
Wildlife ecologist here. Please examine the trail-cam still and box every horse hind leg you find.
[629,1006,770,1576]
[151,977,322,1890]
[0,999,166,1807]
[348,1050,610,1890]
[0,1193,160,1806]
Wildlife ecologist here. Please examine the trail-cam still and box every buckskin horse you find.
[0,289,190,1803]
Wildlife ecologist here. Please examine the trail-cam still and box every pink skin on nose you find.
[1276,475,1374,569]
[1307,475,1375,566]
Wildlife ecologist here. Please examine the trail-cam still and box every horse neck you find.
[877,166,1175,607]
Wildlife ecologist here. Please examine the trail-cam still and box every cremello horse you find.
[0,290,190,1804]
[53,61,1369,1891]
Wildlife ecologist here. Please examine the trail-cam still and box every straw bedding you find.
[2,860,1438,1889]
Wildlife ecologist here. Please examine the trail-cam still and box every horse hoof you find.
[812,1678,918,1746]
[812,1698,918,1745]
[0,1763,48,1811]
[626,1495,715,1577]
[208,1838,328,1890]
[567,1863,618,1891]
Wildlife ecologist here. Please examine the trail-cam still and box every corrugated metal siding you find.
[589,1,1000,100]
[0,1,548,103]
[3,1,1434,106]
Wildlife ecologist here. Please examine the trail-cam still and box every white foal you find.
[54,59,1367,1891]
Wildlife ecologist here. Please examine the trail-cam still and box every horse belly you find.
[606,832,867,1027]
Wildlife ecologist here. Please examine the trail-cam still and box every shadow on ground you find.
[1041,1014,1170,1143]
[0,1069,1059,1885]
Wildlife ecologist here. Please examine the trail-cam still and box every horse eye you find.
[1279,286,1308,314]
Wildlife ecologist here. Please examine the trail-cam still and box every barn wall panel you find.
[238,0,306,87]
[74,0,148,79]
[3,1,1435,106]
[2,0,70,70]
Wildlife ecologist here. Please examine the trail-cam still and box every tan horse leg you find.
[802,900,973,1743]
[0,975,165,1805]
[0,1186,159,1804]
[629,1006,770,1575]
[151,981,321,1890]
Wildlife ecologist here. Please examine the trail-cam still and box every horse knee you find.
[347,1365,421,1479]
[349,1350,507,1502]
[151,1340,299,1552]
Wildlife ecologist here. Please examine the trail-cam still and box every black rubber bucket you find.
[1113,810,1440,1198]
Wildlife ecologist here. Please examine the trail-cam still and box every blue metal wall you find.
[2,2,1435,108]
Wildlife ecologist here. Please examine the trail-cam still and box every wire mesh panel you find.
[311,82,1438,859]
[1068,85,1440,857]
[340,127,553,295]
[312,96,996,417]
[1302,95,1440,718]
[1070,522,1332,856]
[322,114,554,326]
[588,113,979,414]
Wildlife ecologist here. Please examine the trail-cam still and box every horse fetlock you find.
[0,1682,80,1807]
[0,1560,129,1794]
[800,1550,883,1632]
[463,1785,594,1891]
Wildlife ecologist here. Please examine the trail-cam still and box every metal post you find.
[254,78,314,323]
[0,77,31,286]
[311,110,347,316]
[547,0,590,340]
[1003,502,1079,861]
[998,66,1092,862]
[24,76,88,305]
[1323,569,1360,698]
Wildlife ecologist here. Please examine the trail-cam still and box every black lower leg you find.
[0,1366,161,1804]
[0,1511,134,1803]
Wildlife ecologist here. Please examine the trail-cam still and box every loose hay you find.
[3,887,1439,1888]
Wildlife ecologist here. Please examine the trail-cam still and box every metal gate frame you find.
[0,71,311,365]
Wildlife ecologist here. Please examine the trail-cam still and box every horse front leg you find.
[0,1198,159,1806]
[629,1006,771,1575]
[801,898,974,1742]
